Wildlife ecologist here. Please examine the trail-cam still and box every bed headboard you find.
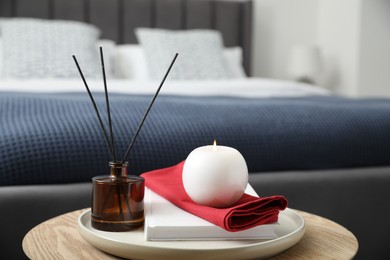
[0,0,253,75]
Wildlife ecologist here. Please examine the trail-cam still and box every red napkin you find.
[141,161,288,232]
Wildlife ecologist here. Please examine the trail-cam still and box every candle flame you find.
[213,140,217,151]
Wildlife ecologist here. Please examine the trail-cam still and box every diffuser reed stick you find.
[100,47,116,162]
[122,53,179,163]
[72,55,114,161]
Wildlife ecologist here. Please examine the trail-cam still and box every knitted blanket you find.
[1,92,390,185]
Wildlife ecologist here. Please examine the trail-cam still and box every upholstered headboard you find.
[0,0,253,75]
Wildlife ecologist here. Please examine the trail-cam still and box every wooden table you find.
[23,209,358,259]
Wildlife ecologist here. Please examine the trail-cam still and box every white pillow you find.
[0,18,101,78]
[224,47,247,78]
[135,28,230,80]
[0,37,114,79]
[113,45,246,80]
[114,44,150,80]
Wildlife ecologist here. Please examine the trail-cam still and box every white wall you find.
[359,0,390,97]
[252,0,318,80]
[316,0,362,95]
[251,0,390,97]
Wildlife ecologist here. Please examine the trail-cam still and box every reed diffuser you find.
[73,49,178,231]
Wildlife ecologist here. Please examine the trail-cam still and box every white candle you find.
[182,141,248,208]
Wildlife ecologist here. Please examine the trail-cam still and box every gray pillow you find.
[0,18,101,78]
[135,28,231,80]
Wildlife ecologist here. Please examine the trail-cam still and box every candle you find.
[182,141,248,208]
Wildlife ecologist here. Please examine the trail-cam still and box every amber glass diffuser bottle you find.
[91,162,144,231]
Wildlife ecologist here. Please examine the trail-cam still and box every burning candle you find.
[182,141,248,208]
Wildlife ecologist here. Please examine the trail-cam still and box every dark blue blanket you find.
[1,92,390,185]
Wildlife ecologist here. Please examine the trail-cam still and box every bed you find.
[0,0,389,259]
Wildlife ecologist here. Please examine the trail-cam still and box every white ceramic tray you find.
[77,208,305,260]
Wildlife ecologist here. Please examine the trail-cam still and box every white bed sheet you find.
[0,78,330,98]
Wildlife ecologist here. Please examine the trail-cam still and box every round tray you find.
[77,208,305,259]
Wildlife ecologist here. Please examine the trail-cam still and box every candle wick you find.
[213,140,217,151]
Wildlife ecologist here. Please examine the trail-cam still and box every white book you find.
[144,185,278,241]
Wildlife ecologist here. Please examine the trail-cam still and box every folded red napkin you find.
[141,161,288,232]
